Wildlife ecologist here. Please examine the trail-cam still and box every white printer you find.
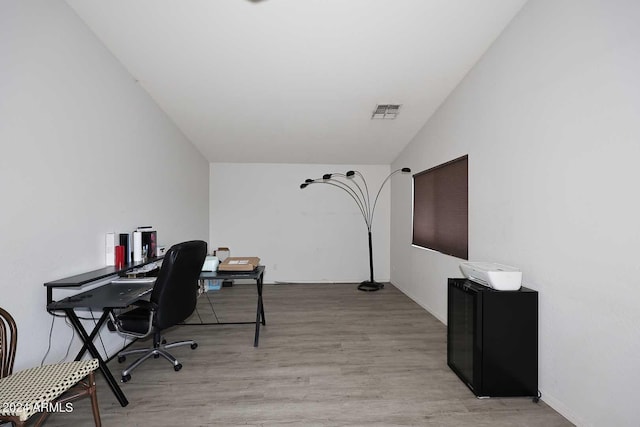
[459,261,522,290]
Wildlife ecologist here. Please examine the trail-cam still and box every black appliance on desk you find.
[447,278,538,400]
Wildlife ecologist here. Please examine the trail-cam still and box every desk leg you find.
[254,274,265,347]
[75,310,110,361]
[65,309,129,407]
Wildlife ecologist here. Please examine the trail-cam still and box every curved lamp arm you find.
[323,179,370,228]
[322,174,369,225]
[301,178,370,228]
[346,170,372,223]
[332,173,371,224]
[300,168,411,231]
[370,167,411,226]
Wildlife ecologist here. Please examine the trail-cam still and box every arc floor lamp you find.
[300,167,411,292]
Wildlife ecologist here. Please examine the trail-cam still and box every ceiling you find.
[65,0,527,164]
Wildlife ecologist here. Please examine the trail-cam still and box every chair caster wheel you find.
[174,363,182,372]
[161,339,167,344]
[191,343,198,350]
[117,355,126,363]
[154,354,160,359]
[122,374,131,383]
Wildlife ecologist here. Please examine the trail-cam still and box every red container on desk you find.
[115,245,125,267]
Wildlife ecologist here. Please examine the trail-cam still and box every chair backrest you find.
[150,240,208,330]
[0,307,17,378]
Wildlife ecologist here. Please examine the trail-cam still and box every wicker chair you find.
[0,307,101,426]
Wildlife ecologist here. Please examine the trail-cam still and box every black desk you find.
[45,258,162,407]
[45,260,266,407]
[198,266,266,347]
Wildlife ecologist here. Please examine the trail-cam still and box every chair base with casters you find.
[116,330,198,383]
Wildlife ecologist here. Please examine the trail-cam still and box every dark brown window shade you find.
[412,155,468,259]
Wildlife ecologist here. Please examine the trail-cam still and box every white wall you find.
[391,0,640,425]
[209,163,398,284]
[0,0,209,372]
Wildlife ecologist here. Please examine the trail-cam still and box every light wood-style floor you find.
[46,283,572,426]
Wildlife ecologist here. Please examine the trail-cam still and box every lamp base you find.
[358,280,384,292]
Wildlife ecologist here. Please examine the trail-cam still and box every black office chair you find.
[110,240,207,382]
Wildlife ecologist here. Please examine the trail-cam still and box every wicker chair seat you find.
[0,359,98,422]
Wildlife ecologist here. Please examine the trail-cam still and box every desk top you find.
[44,257,164,288]
[200,265,265,281]
[48,266,265,310]
[48,282,154,310]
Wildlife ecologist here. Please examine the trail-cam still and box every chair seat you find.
[0,359,98,422]
[117,306,152,334]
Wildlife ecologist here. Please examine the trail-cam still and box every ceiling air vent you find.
[371,104,401,119]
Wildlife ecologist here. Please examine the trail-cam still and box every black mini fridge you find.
[447,278,538,399]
